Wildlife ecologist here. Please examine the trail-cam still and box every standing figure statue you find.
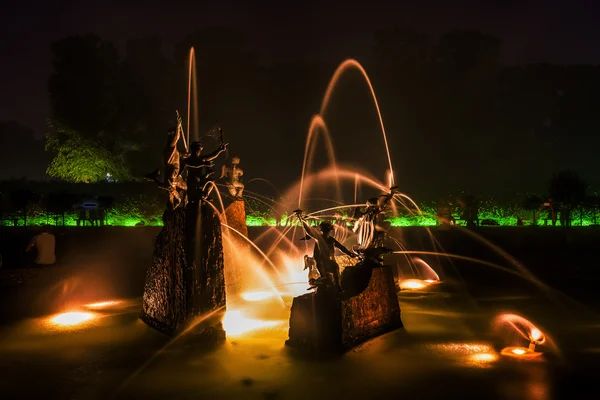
[352,186,399,258]
[183,140,228,203]
[220,156,244,199]
[145,122,188,210]
[295,210,356,292]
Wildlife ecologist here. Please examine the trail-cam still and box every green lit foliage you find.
[46,124,130,183]
[0,181,164,227]
[2,179,600,228]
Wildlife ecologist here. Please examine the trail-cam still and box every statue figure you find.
[145,123,187,210]
[332,211,349,244]
[352,187,398,257]
[220,156,244,199]
[295,211,356,292]
[183,140,228,203]
[141,112,229,337]
[303,255,321,289]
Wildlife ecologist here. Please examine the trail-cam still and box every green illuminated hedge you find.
[1,181,599,227]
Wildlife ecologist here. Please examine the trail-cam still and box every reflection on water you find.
[49,311,95,328]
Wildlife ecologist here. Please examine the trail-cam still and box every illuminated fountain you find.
[494,314,555,360]
[135,50,561,360]
[398,257,441,291]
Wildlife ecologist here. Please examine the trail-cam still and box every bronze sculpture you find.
[352,186,398,260]
[183,140,228,202]
[145,118,188,209]
[295,210,356,292]
[141,113,229,336]
[220,156,244,199]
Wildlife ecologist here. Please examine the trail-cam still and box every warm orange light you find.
[50,312,94,327]
[85,300,121,309]
[500,346,544,359]
[222,310,279,336]
[241,291,281,302]
[470,353,498,362]
[280,255,311,296]
[530,327,542,342]
[399,279,427,290]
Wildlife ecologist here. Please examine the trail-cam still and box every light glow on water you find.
[241,291,283,302]
[49,312,94,327]
[500,346,544,360]
[222,310,280,336]
[399,279,438,290]
[85,300,122,309]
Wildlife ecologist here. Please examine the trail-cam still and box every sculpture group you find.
[287,187,402,352]
[140,112,245,336]
[141,111,402,352]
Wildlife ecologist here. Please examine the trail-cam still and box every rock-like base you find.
[224,200,248,237]
[341,265,402,349]
[285,291,343,352]
[141,202,226,336]
[286,263,402,353]
[223,200,249,295]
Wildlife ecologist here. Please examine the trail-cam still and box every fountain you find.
[494,314,555,360]
[140,108,228,336]
[398,257,441,290]
[137,52,562,360]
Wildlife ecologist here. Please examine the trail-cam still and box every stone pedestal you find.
[141,202,226,336]
[223,200,249,295]
[286,264,402,353]
[341,265,402,349]
[224,200,248,237]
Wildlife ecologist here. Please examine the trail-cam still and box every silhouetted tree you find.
[0,121,49,180]
[549,170,587,227]
[120,36,175,174]
[45,191,78,225]
[459,193,479,227]
[522,195,542,226]
[9,188,39,226]
[48,34,142,176]
[49,34,121,137]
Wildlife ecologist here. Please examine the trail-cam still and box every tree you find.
[48,34,144,176]
[0,121,49,180]
[9,188,39,226]
[583,194,600,225]
[46,124,130,183]
[44,191,78,225]
[522,195,542,226]
[548,170,587,227]
[49,34,121,137]
[120,36,175,174]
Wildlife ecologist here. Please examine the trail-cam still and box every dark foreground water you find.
[0,226,599,399]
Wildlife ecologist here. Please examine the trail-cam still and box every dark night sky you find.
[1,0,600,194]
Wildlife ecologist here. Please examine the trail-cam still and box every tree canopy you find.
[46,124,130,183]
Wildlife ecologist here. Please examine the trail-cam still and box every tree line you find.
[3,26,600,198]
